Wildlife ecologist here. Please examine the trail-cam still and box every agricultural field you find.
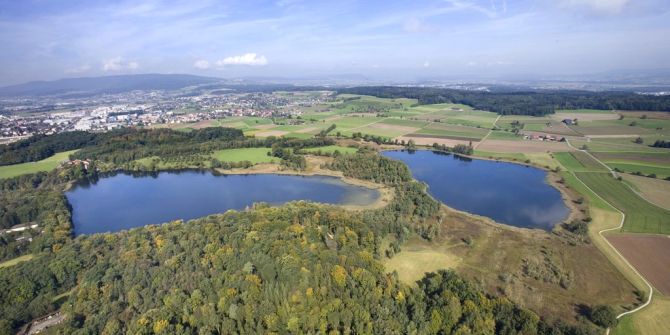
[477,139,572,153]
[617,111,670,120]
[607,234,670,295]
[412,123,489,141]
[621,173,670,210]
[0,150,77,179]
[486,130,523,141]
[570,136,668,153]
[591,152,670,178]
[574,172,670,234]
[210,148,276,164]
[554,151,607,172]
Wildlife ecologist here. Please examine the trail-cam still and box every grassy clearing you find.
[301,145,358,154]
[524,153,561,170]
[473,150,526,162]
[427,206,637,321]
[211,148,276,164]
[575,172,670,234]
[384,236,462,284]
[0,254,34,269]
[0,150,77,179]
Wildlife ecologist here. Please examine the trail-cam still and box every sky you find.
[0,0,669,85]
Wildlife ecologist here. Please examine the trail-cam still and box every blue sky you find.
[0,0,668,85]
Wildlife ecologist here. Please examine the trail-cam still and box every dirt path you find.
[474,115,500,149]
[24,312,66,335]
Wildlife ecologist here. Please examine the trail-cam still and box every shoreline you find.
[380,147,582,233]
[217,164,394,211]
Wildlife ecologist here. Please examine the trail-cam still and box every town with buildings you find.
[0,90,333,143]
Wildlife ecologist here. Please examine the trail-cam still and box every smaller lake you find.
[67,171,380,235]
[382,150,569,230]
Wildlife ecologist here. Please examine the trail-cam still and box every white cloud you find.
[558,0,629,14]
[102,57,139,72]
[193,59,210,70]
[216,53,268,67]
[403,18,432,33]
[65,64,91,74]
[423,61,430,68]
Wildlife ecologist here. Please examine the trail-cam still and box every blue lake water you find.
[67,171,380,235]
[382,150,569,230]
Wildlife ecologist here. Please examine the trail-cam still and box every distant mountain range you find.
[0,74,222,97]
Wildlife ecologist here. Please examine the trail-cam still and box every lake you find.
[382,150,569,230]
[67,171,380,235]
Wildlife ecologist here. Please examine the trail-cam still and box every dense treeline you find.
[325,153,413,185]
[70,128,332,166]
[338,86,670,116]
[0,203,599,334]
[0,130,134,165]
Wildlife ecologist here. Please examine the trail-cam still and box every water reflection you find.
[382,150,568,230]
[67,171,380,235]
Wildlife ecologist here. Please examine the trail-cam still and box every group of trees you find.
[338,86,670,116]
[325,153,412,185]
[1,201,600,334]
[0,129,135,165]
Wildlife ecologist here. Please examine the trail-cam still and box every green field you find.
[210,148,276,164]
[0,150,77,179]
[606,162,670,178]
[301,145,359,154]
[377,118,429,128]
[486,130,522,141]
[332,116,378,129]
[473,150,526,162]
[555,152,607,172]
[413,123,488,140]
[574,172,670,234]
[556,109,615,114]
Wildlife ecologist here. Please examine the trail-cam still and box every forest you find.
[0,129,609,334]
[338,86,670,116]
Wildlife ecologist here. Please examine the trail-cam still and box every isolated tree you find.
[589,305,617,328]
